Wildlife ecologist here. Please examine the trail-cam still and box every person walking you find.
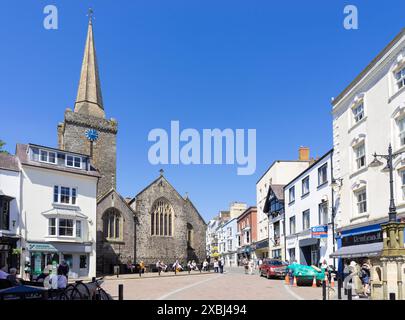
[58,260,69,280]
[248,258,254,275]
[361,261,371,297]
[218,258,223,274]
[213,259,219,273]
[139,261,145,277]
[243,258,248,274]
[187,261,192,274]
[156,260,162,276]
[202,259,208,272]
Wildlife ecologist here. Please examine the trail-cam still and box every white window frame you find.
[319,201,328,225]
[398,117,405,147]
[318,164,328,186]
[289,186,295,203]
[48,218,82,238]
[53,185,78,205]
[395,66,405,91]
[39,149,57,165]
[289,216,296,235]
[302,210,310,230]
[355,188,367,214]
[66,155,82,169]
[302,176,310,196]
[354,143,366,170]
[352,102,365,124]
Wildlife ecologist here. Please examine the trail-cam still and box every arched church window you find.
[151,212,155,235]
[151,198,174,237]
[103,209,122,240]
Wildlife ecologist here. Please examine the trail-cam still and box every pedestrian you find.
[156,260,162,276]
[50,269,67,289]
[202,259,208,272]
[0,265,9,280]
[6,268,20,286]
[248,259,254,275]
[139,260,145,277]
[243,258,248,274]
[361,261,371,297]
[187,260,192,274]
[218,258,223,274]
[213,259,219,273]
[58,260,69,280]
[191,260,199,271]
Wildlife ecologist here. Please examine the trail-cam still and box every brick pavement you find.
[101,267,324,300]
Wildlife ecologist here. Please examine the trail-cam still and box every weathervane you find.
[87,7,95,23]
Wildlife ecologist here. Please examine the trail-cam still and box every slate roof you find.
[0,152,19,172]
[16,144,101,178]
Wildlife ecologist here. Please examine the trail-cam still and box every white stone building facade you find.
[284,150,335,266]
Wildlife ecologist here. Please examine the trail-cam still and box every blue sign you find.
[311,225,328,238]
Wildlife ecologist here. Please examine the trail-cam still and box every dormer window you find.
[39,149,56,164]
[395,66,405,90]
[352,103,364,123]
[66,155,81,169]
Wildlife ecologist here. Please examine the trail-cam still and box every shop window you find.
[80,255,87,269]
[0,197,11,231]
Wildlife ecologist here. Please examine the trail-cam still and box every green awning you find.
[27,243,58,252]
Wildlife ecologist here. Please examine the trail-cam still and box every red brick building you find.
[236,207,257,260]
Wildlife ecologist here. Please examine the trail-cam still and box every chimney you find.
[299,146,310,161]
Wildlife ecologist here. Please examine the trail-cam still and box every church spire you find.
[74,9,105,118]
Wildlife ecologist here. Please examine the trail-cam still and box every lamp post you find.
[331,177,343,269]
[369,143,401,222]
[369,143,405,300]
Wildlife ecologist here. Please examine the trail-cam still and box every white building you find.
[0,153,22,273]
[16,143,99,279]
[256,147,312,259]
[284,149,334,266]
[331,29,405,265]
[219,218,238,267]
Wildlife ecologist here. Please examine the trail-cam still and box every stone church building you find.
[56,17,206,274]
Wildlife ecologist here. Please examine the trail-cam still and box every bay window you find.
[48,218,56,236]
[59,219,74,236]
[48,218,83,238]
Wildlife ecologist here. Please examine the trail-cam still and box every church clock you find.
[85,128,99,142]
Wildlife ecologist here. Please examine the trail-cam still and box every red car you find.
[259,259,288,279]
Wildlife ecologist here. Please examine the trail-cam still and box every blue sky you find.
[1,1,404,221]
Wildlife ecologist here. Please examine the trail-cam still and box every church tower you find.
[58,17,117,198]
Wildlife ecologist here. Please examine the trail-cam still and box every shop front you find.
[299,237,320,266]
[331,223,384,274]
[28,242,93,279]
[254,239,269,259]
[0,234,20,273]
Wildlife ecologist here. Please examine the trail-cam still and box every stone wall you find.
[96,190,136,275]
[58,109,117,198]
[132,176,207,266]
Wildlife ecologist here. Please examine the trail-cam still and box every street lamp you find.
[331,177,343,269]
[368,144,401,222]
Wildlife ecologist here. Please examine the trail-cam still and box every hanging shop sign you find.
[311,225,328,239]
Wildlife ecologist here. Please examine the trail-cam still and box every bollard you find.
[118,284,124,301]
[338,276,342,300]
[390,293,396,300]
[322,280,327,300]
[348,288,352,300]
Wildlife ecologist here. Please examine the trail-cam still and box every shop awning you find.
[330,242,383,258]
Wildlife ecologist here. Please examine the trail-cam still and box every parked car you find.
[259,259,288,279]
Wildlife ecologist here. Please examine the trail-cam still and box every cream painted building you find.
[331,29,405,269]
[256,148,312,259]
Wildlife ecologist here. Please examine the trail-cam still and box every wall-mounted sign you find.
[311,225,328,239]
[341,230,382,247]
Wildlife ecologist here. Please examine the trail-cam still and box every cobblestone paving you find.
[101,267,323,300]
